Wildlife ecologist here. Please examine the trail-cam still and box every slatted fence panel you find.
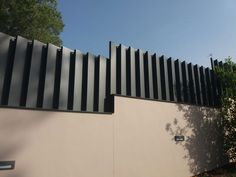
[0,32,221,114]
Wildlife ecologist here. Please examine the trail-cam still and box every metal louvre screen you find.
[0,32,220,113]
[0,32,109,113]
[109,42,221,107]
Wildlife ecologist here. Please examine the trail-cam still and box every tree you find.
[0,0,64,46]
[215,58,236,161]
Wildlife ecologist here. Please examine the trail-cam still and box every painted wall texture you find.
[0,96,226,177]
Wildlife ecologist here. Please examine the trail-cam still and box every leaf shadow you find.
[166,103,229,175]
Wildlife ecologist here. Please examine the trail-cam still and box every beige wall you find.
[113,97,226,177]
[0,96,226,177]
[0,109,113,177]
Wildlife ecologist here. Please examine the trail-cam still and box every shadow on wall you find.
[0,108,51,177]
[165,104,228,175]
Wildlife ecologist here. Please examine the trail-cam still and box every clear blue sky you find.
[58,0,236,67]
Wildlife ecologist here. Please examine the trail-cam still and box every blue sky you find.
[58,0,236,67]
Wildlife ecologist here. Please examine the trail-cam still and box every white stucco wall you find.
[0,96,226,177]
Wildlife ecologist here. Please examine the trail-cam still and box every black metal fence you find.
[110,43,220,107]
[0,33,109,113]
[0,32,220,113]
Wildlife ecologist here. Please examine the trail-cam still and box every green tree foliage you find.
[0,0,64,46]
[215,58,236,161]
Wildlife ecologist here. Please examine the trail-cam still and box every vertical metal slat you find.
[26,40,45,108]
[143,52,150,98]
[139,50,145,98]
[120,45,126,95]
[43,43,59,109]
[99,56,107,112]
[193,65,203,105]
[156,55,162,100]
[110,42,116,94]
[147,52,154,99]
[8,36,29,107]
[73,50,83,111]
[174,59,184,102]
[200,66,208,106]
[0,33,13,103]
[59,47,71,110]
[151,54,158,99]
[167,58,176,101]
[129,47,136,97]
[205,68,213,106]
[86,53,95,112]
[181,61,190,103]
[188,63,197,104]
[160,56,170,101]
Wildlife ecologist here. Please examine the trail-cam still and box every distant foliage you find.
[0,0,64,46]
[215,58,236,161]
